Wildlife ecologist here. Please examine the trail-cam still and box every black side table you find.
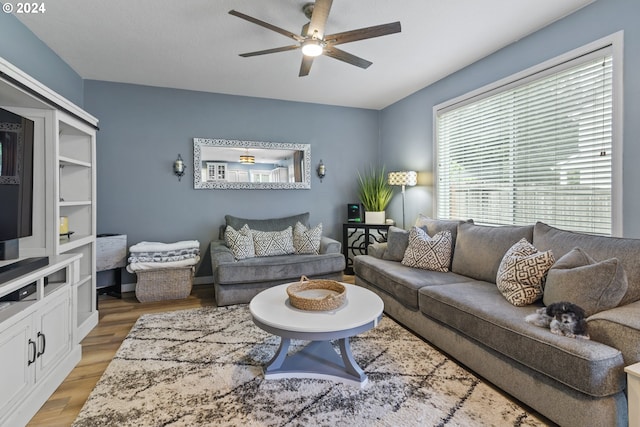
[342,223,390,274]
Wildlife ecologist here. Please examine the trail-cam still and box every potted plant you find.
[357,166,393,224]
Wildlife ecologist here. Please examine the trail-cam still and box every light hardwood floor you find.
[28,286,216,426]
[28,276,355,426]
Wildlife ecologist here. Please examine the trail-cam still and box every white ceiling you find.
[15,0,593,110]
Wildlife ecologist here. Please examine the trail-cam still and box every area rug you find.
[73,305,549,426]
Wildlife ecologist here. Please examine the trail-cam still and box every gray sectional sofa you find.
[211,212,345,306]
[354,220,640,427]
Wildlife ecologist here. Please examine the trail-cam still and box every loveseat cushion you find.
[451,223,534,283]
[354,255,475,309]
[221,212,311,239]
[215,253,345,285]
[533,221,640,305]
[419,281,625,397]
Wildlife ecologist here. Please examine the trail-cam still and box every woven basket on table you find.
[286,275,346,311]
[135,267,194,303]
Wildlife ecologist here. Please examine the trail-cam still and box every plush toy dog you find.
[525,301,590,339]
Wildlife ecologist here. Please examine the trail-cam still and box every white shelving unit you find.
[55,114,97,341]
[0,57,99,424]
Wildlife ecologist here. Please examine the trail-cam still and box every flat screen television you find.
[0,107,35,261]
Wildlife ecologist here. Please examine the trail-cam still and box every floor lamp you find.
[388,171,417,229]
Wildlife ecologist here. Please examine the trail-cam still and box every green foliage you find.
[357,166,393,212]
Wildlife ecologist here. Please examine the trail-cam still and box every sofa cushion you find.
[533,221,640,305]
[543,248,628,317]
[215,253,345,284]
[222,212,311,239]
[224,224,255,260]
[418,281,625,397]
[354,255,476,309]
[496,238,555,306]
[451,223,534,283]
[401,228,452,272]
[414,215,472,267]
[252,227,295,257]
[382,226,410,261]
[293,222,322,254]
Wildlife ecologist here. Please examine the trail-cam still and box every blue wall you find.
[0,10,84,106]
[83,81,379,276]
[380,0,640,237]
[3,0,640,280]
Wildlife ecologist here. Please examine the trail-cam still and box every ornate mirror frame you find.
[193,138,311,190]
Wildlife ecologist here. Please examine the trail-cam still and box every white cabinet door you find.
[0,314,35,417]
[36,288,72,376]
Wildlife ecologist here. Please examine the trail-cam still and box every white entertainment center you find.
[0,57,98,426]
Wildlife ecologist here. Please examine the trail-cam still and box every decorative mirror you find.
[193,138,311,189]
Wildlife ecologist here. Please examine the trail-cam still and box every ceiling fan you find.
[229,0,401,77]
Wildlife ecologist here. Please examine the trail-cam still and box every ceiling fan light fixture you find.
[301,39,323,57]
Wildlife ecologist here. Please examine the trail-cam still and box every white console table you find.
[0,255,82,427]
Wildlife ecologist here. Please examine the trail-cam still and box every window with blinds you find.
[435,48,614,235]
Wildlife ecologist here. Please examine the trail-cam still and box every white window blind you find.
[436,49,613,235]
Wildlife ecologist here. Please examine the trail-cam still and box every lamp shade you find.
[388,171,417,186]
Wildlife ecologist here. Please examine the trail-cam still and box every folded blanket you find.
[129,240,200,253]
[128,253,198,264]
[126,256,200,273]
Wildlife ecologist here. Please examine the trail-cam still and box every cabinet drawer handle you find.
[28,339,36,365]
[37,331,46,357]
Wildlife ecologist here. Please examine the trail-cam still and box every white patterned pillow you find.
[293,222,322,254]
[496,238,555,306]
[401,227,452,272]
[252,227,295,257]
[224,224,255,260]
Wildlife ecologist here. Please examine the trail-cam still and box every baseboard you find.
[121,275,213,293]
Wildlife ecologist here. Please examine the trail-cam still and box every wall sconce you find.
[173,154,186,181]
[317,160,326,182]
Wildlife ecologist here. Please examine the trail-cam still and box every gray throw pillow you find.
[252,227,295,257]
[224,224,255,260]
[544,247,628,317]
[401,227,452,272]
[382,226,410,261]
[496,238,555,306]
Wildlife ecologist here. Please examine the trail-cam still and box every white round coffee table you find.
[249,282,383,387]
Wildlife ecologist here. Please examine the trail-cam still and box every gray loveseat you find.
[355,220,640,427]
[211,212,345,306]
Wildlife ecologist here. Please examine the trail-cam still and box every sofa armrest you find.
[367,242,387,259]
[320,236,341,254]
[210,240,234,270]
[588,300,640,365]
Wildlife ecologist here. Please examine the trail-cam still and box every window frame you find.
[432,32,624,236]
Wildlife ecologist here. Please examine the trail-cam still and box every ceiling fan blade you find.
[239,45,300,57]
[299,56,314,77]
[324,47,372,69]
[325,21,401,46]
[307,0,333,38]
[229,10,303,42]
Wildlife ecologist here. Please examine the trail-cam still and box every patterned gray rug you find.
[73,305,549,426]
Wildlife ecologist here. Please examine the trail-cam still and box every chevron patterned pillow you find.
[401,227,452,272]
[293,222,322,254]
[496,238,555,306]
[224,224,255,260]
[252,227,295,257]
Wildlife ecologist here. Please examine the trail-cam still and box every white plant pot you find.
[365,211,386,225]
